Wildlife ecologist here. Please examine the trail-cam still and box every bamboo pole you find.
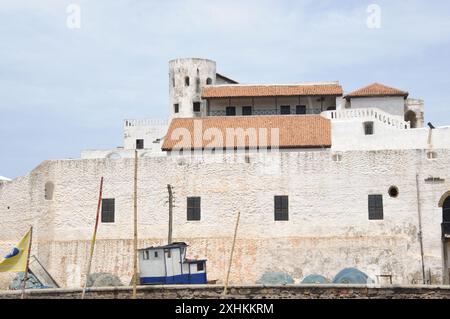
[21,226,33,299]
[132,150,138,299]
[81,177,104,299]
[167,184,173,244]
[223,211,240,297]
[416,174,426,284]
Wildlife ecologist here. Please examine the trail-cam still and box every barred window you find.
[368,195,383,220]
[101,198,115,223]
[274,196,289,221]
[187,197,201,221]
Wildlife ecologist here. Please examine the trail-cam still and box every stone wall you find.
[1,284,450,299]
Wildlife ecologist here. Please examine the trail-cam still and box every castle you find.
[0,58,449,288]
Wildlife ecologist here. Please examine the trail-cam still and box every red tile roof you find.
[202,84,343,98]
[345,83,409,98]
[162,115,331,151]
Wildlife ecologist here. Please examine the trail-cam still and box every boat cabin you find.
[138,242,207,284]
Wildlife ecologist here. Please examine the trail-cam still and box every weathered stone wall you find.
[0,149,449,289]
[1,284,450,299]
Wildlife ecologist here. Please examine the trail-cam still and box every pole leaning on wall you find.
[167,184,173,245]
[416,173,426,284]
[81,177,104,299]
[223,211,240,297]
[20,226,33,300]
[132,150,139,299]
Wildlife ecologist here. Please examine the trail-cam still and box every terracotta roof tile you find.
[202,84,343,98]
[345,83,409,98]
[162,115,331,151]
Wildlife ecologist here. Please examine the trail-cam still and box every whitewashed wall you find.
[1,149,449,289]
[349,96,405,116]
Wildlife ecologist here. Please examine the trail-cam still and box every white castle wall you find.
[1,149,449,289]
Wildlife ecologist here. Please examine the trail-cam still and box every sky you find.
[1,0,450,179]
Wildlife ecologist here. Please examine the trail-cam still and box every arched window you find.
[405,110,417,128]
[206,78,212,85]
[45,182,54,200]
[185,76,190,86]
[444,196,450,223]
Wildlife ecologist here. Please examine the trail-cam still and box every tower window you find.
[274,196,289,221]
[101,198,115,223]
[206,78,212,85]
[296,105,306,114]
[280,106,291,115]
[136,139,144,150]
[388,186,399,198]
[226,107,236,116]
[185,76,190,86]
[368,195,383,220]
[174,104,179,114]
[193,102,201,113]
[364,121,374,135]
[242,106,252,116]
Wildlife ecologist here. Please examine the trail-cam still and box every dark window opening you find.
[274,196,289,221]
[187,197,201,221]
[280,105,291,115]
[206,78,213,85]
[364,122,374,135]
[327,106,336,111]
[136,139,144,150]
[388,186,399,198]
[193,102,201,113]
[368,195,383,220]
[174,104,179,114]
[242,106,252,116]
[443,197,450,223]
[154,251,158,258]
[197,262,204,271]
[101,198,115,223]
[226,107,236,116]
[185,76,190,86]
[296,105,306,114]
[143,251,149,260]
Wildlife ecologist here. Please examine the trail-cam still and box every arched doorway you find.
[405,110,417,128]
[440,193,450,284]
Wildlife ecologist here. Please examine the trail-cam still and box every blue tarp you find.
[256,272,294,285]
[332,268,374,284]
[301,274,329,284]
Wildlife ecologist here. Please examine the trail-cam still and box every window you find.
[280,105,291,115]
[184,76,190,86]
[101,198,115,223]
[206,78,212,85]
[45,182,54,200]
[174,103,179,113]
[296,105,306,115]
[143,251,149,260]
[136,139,144,150]
[226,107,236,116]
[364,122,374,135]
[327,106,336,111]
[193,102,201,113]
[368,195,383,220]
[187,197,201,221]
[154,251,159,258]
[427,151,438,160]
[197,262,204,271]
[167,250,171,258]
[274,196,289,221]
[242,106,252,116]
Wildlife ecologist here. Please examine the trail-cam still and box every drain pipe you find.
[416,173,426,284]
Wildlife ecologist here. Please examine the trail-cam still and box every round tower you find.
[169,58,217,118]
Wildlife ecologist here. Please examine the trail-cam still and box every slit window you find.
[187,197,201,221]
[174,103,179,114]
[274,196,289,221]
[185,76,190,86]
[368,195,383,220]
[193,102,201,113]
[143,251,149,260]
[101,198,115,223]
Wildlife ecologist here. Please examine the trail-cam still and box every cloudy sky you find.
[1,0,450,178]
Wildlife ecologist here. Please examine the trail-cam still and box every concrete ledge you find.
[1,284,450,299]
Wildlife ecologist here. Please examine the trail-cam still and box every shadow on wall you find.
[256,268,374,285]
